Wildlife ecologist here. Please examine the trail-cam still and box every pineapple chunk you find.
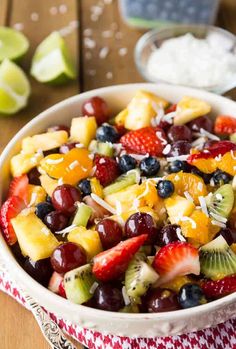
[174,96,211,125]
[26,185,46,206]
[40,174,58,196]
[22,131,68,153]
[90,177,103,198]
[11,212,59,261]
[105,184,145,212]
[68,226,103,260]
[70,116,97,147]
[115,108,128,126]
[11,152,43,177]
[164,194,195,224]
[116,90,169,130]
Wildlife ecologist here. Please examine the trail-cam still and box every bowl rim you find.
[0,82,236,322]
[134,24,236,94]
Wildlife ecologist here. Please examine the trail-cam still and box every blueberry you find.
[96,124,119,143]
[77,179,91,196]
[118,154,137,173]
[157,180,175,198]
[168,160,189,173]
[212,170,232,185]
[191,166,211,184]
[178,284,206,309]
[140,156,160,176]
[35,202,54,220]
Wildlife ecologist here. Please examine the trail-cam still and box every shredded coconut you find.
[156,131,168,145]
[58,178,64,185]
[46,158,64,165]
[89,282,99,294]
[194,128,220,141]
[54,224,77,237]
[162,144,171,155]
[210,211,227,223]
[230,150,236,160]
[184,191,194,202]
[91,194,116,214]
[69,160,79,170]
[167,155,189,162]
[211,220,226,228]
[176,228,186,242]
[198,196,209,216]
[28,192,38,207]
[75,143,84,148]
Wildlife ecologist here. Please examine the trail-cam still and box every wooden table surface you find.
[0,0,236,348]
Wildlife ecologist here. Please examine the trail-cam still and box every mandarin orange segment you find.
[160,275,196,293]
[40,148,93,185]
[166,172,208,204]
[189,157,217,174]
[217,151,236,176]
[179,210,210,245]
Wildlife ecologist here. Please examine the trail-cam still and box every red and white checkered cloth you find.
[0,268,235,349]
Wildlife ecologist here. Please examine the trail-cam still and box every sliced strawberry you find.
[92,234,148,281]
[153,242,200,285]
[214,115,236,135]
[0,196,25,245]
[59,279,67,298]
[8,174,29,204]
[120,127,167,156]
[188,141,236,162]
[94,155,120,186]
[48,272,64,292]
[165,104,177,114]
[201,275,236,299]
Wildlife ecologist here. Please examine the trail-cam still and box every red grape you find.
[142,288,180,313]
[47,125,70,134]
[52,184,81,216]
[27,167,41,185]
[82,96,110,125]
[93,284,125,311]
[168,141,191,156]
[96,218,123,249]
[187,115,213,133]
[51,242,87,274]
[125,212,157,243]
[156,224,182,246]
[24,258,53,286]
[167,125,192,143]
[44,211,69,232]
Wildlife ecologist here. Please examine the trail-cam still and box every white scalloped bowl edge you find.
[0,83,236,338]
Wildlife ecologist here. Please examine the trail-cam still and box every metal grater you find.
[119,0,220,28]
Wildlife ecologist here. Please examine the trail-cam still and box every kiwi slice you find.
[88,140,114,157]
[72,203,92,227]
[230,133,236,143]
[103,169,140,196]
[119,304,140,313]
[64,264,96,304]
[207,184,234,220]
[200,235,236,280]
[125,252,159,299]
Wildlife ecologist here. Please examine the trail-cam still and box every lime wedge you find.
[0,59,30,115]
[30,32,76,85]
[0,26,29,62]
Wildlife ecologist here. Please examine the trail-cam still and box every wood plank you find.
[0,0,79,153]
[80,0,145,91]
[0,0,9,25]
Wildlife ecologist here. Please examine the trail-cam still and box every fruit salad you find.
[1,90,236,313]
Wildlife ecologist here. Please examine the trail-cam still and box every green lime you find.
[0,26,29,62]
[0,59,30,115]
[30,31,76,85]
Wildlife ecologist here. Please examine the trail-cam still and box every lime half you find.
[0,59,30,115]
[0,27,29,62]
[30,32,76,85]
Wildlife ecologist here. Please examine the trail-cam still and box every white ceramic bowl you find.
[0,83,236,338]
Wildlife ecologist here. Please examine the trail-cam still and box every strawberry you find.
[188,141,236,162]
[214,115,236,135]
[0,196,25,245]
[201,275,236,299]
[120,127,167,156]
[92,234,148,281]
[59,280,67,298]
[165,104,177,114]
[48,271,66,297]
[153,242,200,285]
[8,174,29,204]
[94,155,119,186]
